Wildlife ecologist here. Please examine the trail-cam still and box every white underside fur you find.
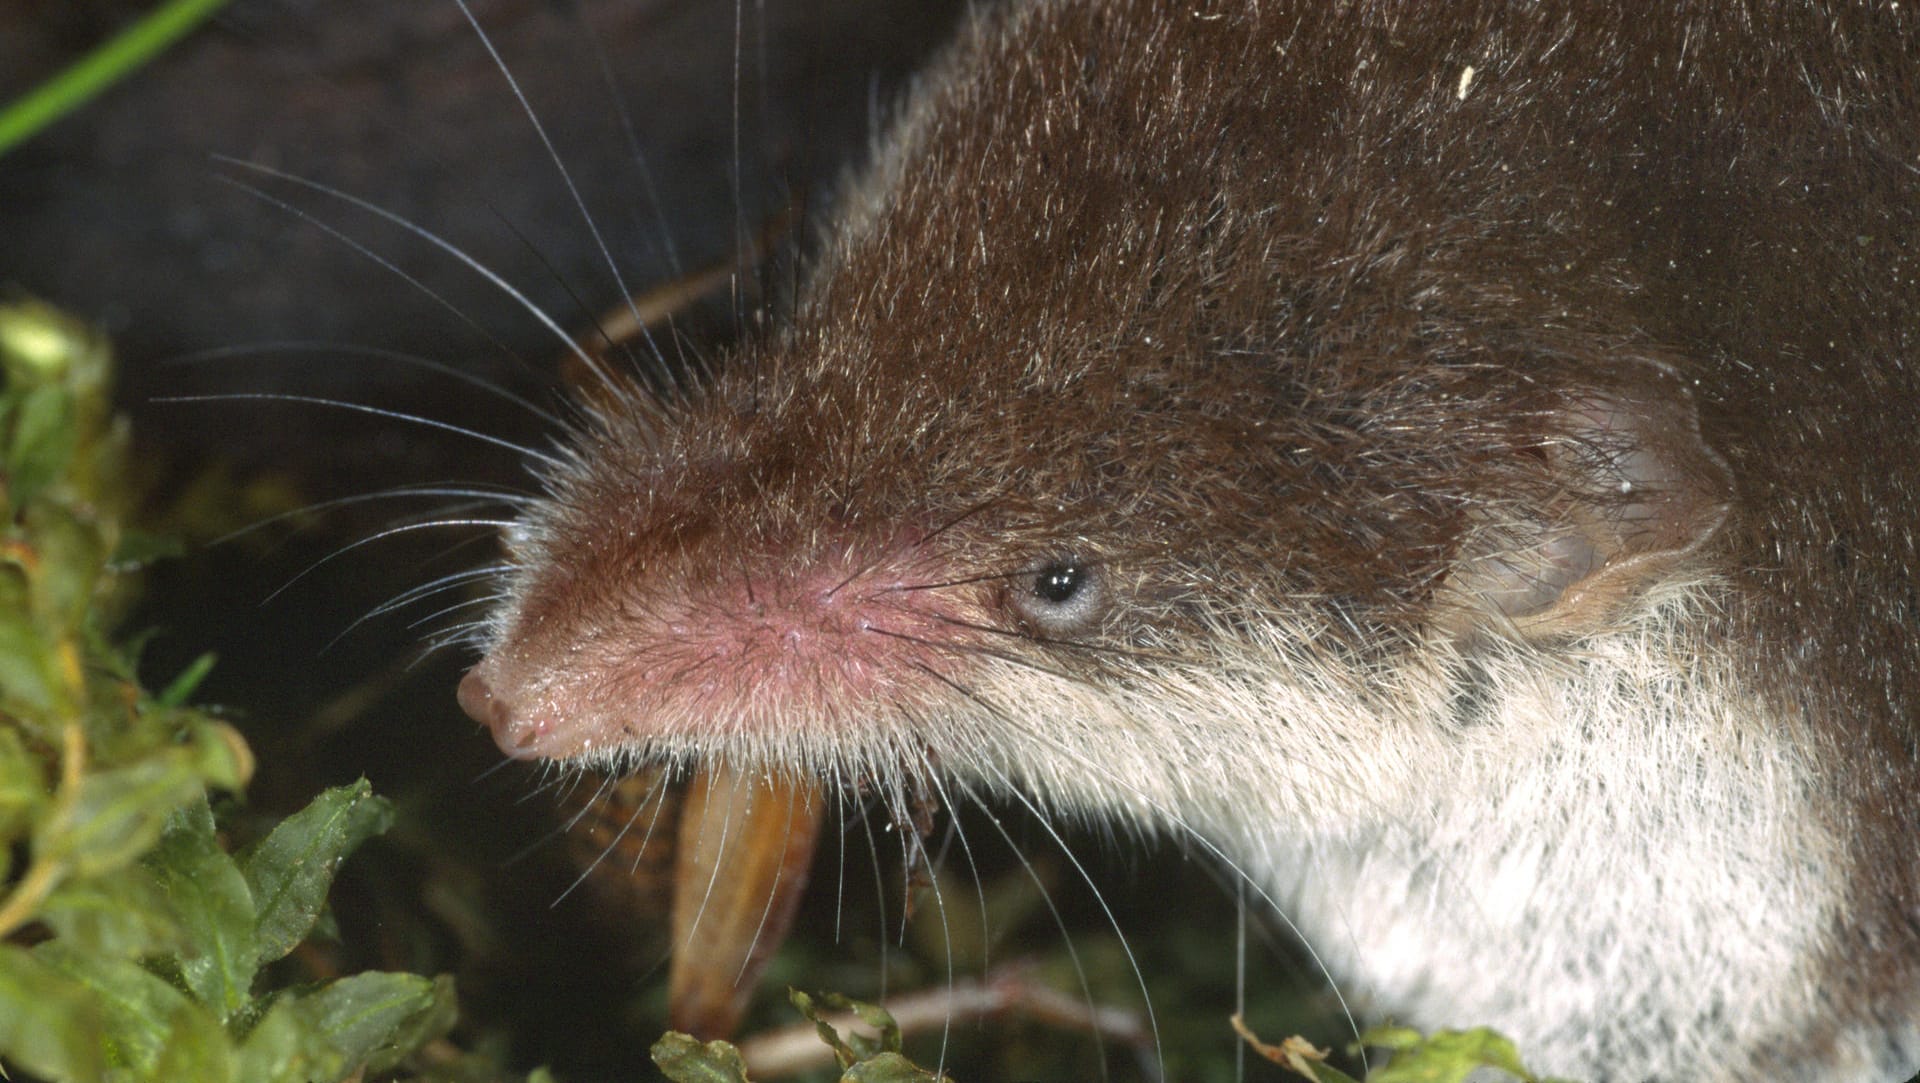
[950,582,1885,1081]
[1261,637,1842,1081]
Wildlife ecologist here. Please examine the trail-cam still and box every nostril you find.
[458,666,554,760]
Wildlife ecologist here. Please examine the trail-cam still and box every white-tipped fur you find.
[839,579,1850,1081]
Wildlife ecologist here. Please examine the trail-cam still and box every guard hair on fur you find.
[454,1,1920,1078]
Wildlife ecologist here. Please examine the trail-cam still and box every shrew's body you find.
[457,3,1920,1077]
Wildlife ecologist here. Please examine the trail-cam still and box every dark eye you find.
[1036,564,1086,603]
[1009,559,1107,636]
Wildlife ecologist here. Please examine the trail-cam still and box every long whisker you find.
[912,758,1005,1079]
[975,762,1162,1081]
[563,772,621,839]
[509,765,573,812]
[852,788,894,998]
[265,517,518,602]
[623,771,677,877]
[212,155,622,391]
[907,664,1123,1074]
[864,625,1086,685]
[328,567,508,650]
[421,619,495,659]
[917,500,1001,550]
[728,0,750,333]
[731,781,809,985]
[1235,879,1248,1081]
[489,199,651,383]
[821,499,1002,606]
[207,484,535,549]
[209,176,549,384]
[885,569,1031,593]
[165,341,564,426]
[1009,718,1370,1072]
[550,772,661,908]
[451,0,671,382]
[362,565,510,623]
[498,771,612,873]
[830,764,851,944]
[568,0,698,397]
[916,612,1190,666]
[678,768,745,957]
[403,592,505,634]
[571,0,685,283]
[471,754,522,787]
[156,392,561,467]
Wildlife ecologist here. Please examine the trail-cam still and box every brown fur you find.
[460,1,1920,1077]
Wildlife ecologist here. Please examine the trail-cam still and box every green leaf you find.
[149,998,237,1083]
[650,1032,754,1083]
[841,1052,948,1083]
[286,971,446,1079]
[34,940,230,1082]
[0,943,107,1082]
[23,502,108,635]
[39,750,207,879]
[1357,1025,1425,1051]
[109,526,186,570]
[792,988,911,1065]
[0,725,47,838]
[145,799,258,1019]
[791,988,855,1066]
[233,995,331,1083]
[38,865,181,958]
[1360,1026,1549,1083]
[239,780,393,966]
[178,716,253,794]
[233,975,453,1083]
[0,580,61,716]
[156,652,218,708]
[8,381,78,506]
[374,973,459,1073]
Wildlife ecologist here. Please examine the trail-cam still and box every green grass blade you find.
[0,0,235,159]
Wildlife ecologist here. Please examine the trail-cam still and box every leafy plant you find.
[1234,1015,1579,1083]
[0,299,467,1082]
[653,989,949,1083]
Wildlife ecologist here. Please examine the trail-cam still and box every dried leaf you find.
[669,766,823,1039]
[1232,1014,1360,1083]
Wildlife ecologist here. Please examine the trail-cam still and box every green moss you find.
[0,298,526,1083]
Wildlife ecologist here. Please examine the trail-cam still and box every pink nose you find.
[457,666,545,759]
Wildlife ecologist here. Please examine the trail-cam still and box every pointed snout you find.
[458,664,548,760]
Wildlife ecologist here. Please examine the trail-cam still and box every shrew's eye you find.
[1009,559,1107,636]
[1036,565,1085,604]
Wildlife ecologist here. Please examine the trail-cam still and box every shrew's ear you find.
[1445,360,1732,641]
